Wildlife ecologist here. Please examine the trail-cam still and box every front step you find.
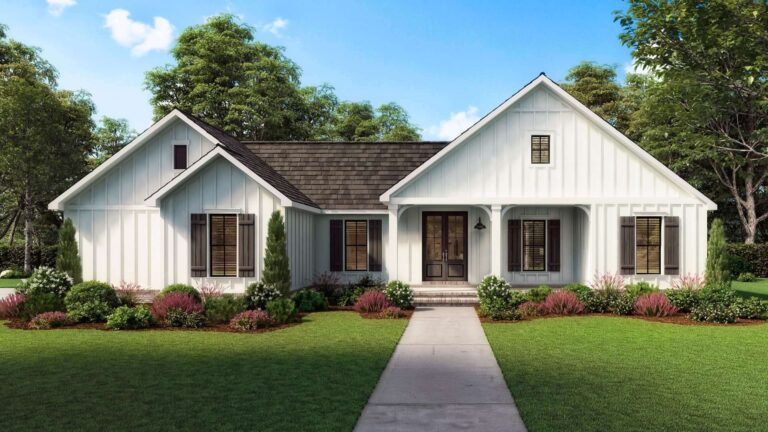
[412,287,478,306]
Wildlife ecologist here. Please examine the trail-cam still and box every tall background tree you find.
[0,24,95,271]
[616,0,768,243]
[90,116,136,167]
[145,14,420,142]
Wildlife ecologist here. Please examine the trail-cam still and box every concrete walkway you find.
[355,306,527,432]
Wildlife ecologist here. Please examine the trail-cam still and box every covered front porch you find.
[387,204,591,288]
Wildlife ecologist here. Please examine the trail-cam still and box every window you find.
[522,220,546,271]
[174,145,187,169]
[210,214,237,277]
[636,217,661,274]
[531,135,550,164]
[345,220,368,271]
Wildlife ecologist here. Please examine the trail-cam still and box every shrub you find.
[352,274,384,290]
[477,275,512,308]
[151,292,204,327]
[731,297,768,320]
[266,298,297,324]
[526,285,552,303]
[0,293,26,319]
[19,293,63,321]
[737,272,758,283]
[699,284,738,307]
[625,281,658,297]
[725,243,768,277]
[517,301,541,318]
[262,211,291,295]
[198,281,224,302]
[585,287,620,313]
[481,300,523,321]
[590,272,625,291]
[244,281,282,310]
[665,289,701,313]
[354,290,390,314]
[540,291,585,315]
[28,311,71,329]
[16,266,73,299]
[384,280,414,309]
[706,219,730,286]
[689,303,737,324]
[634,293,678,317]
[671,274,706,291]
[159,284,201,302]
[229,310,272,331]
[311,272,341,303]
[612,292,638,315]
[724,253,752,278]
[292,289,328,312]
[0,244,57,270]
[379,306,404,319]
[115,281,141,307]
[563,283,592,302]
[204,294,246,324]
[64,281,119,322]
[0,269,26,279]
[338,286,365,307]
[106,305,153,330]
[56,218,83,284]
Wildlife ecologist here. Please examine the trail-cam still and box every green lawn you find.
[733,278,768,300]
[0,278,22,288]
[484,316,768,432]
[0,312,406,432]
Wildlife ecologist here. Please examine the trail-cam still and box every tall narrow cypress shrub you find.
[56,218,82,284]
[705,218,729,287]
[262,211,291,295]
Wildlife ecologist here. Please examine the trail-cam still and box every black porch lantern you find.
[474,217,486,230]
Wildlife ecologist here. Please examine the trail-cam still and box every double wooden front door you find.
[422,212,468,281]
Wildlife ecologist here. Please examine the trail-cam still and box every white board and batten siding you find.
[390,84,711,286]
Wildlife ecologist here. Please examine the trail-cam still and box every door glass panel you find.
[426,215,443,261]
[447,215,464,260]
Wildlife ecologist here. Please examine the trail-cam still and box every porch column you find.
[491,205,502,275]
[388,204,399,280]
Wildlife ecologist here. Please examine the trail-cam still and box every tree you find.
[332,101,378,141]
[705,218,730,287]
[376,102,421,141]
[617,0,768,243]
[145,14,309,141]
[56,218,82,283]
[90,116,136,167]
[561,62,626,129]
[0,26,95,271]
[262,211,291,295]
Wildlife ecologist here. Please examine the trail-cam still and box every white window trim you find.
[526,130,556,168]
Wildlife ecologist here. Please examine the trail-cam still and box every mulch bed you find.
[326,306,413,319]
[4,318,302,333]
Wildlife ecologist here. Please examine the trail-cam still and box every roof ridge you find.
[242,140,449,145]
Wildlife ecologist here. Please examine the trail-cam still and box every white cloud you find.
[104,9,174,57]
[624,59,651,75]
[427,106,480,140]
[262,17,288,36]
[47,0,76,16]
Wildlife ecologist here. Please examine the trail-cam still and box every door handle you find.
[443,250,447,261]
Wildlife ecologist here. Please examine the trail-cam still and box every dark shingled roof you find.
[243,141,447,209]
[181,111,319,208]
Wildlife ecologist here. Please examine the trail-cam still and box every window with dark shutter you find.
[190,214,207,277]
[636,217,661,274]
[531,135,550,164]
[345,220,368,272]
[523,220,546,271]
[664,216,680,275]
[368,219,382,272]
[547,220,560,272]
[173,145,187,169]
[508,219,521,272]
[330,220,343,271]
[210,214,237,277]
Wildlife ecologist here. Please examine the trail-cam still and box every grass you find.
[0,312,406,432]
[484,316,768,432]
[0,278,22,288]
[733,278,768,300]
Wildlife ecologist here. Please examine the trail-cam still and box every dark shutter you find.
[238,214,255,277]
[368,219,382,272]
[508,219,522,272]
[664,216,680,275]
[620,216,636,275]
[191,214,207,277]
[547,220,561,272]
[330,219,343,272]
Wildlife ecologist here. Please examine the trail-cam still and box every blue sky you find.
[0,0,634,140]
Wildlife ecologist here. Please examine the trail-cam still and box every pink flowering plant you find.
[151,292,204,328]
[354,290,390,313]
[634,293,679,317]
[0,293,25,319]
[671,274,705,291]
[540,291,585,315]
[28,311,71,329]
[230,310,272,331]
